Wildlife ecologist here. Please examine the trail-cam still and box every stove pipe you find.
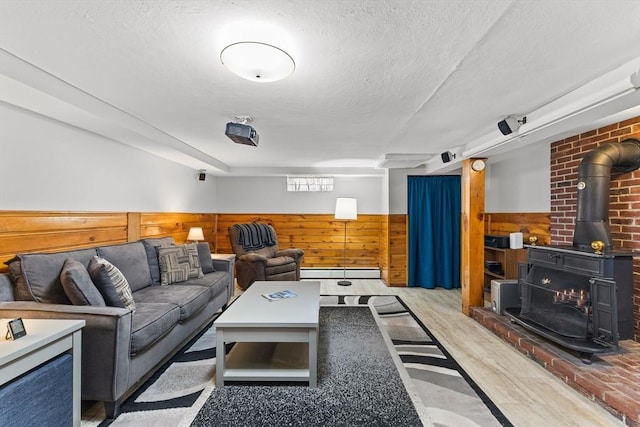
[573,138,640,250]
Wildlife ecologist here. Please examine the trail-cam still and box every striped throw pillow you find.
[88,256,136,311]
[158,243,204,285]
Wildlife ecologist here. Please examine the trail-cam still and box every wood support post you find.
[460,158,486,315]
[127,212,141,242]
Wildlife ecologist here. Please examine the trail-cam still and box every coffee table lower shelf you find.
[222,368,311,382]
[216,335,317,387]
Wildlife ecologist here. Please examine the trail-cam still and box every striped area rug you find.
[324,295,512,427]
[87,295,511,427]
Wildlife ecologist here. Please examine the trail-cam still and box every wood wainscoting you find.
[216,213,408,287]
[216,213,384,268]
[0,210,549,288]
[138,212,217,244]
[387,214,408,287]
[484,212,551,245]
[0,211,406,286]
[0,211,129,270]
[0,211,217,273]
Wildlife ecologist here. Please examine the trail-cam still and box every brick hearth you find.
[471,307,640,427]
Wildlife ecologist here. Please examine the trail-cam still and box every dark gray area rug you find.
[191,306,423,426]
[88,295,511,427]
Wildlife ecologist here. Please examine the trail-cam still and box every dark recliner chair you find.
[228,223,304,290]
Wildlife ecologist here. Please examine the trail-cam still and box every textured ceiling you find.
[1,0,639,175]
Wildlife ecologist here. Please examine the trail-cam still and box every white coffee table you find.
[214,281,320,388]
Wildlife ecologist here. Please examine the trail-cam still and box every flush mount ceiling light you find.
[220,42,295,82]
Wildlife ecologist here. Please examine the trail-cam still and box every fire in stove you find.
[518,266,596,341]
[551,289,589,310]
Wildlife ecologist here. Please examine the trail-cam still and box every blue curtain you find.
[408,175,461,289]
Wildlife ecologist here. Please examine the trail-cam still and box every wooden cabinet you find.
[483,247,527,303]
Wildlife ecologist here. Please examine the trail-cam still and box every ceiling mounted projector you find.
[225,122,259,146]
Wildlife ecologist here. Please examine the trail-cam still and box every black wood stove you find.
[505,138,640,363]
[506,245,634,362]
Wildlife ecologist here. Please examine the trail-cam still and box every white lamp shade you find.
[187,227,205,241]
[335,198,357,220]
[220,42,295,83]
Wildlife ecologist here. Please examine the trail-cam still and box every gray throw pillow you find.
[88,256,136,311]
[4,248,97,303]
[197,242,215,274]
[158,243,204,285]
[140,237,176,285]
[60,258,106,306]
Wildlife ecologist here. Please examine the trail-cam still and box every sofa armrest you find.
[0,301,130,318]
[0,301,133,403]
[276,248,304,261]
[276,248,304,281]
[238,253,269,265]
[212,258,231,272]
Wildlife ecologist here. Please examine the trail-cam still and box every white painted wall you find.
[0,102,550,215]
[215,175,386,214]
[0,104,218,212]
[485,142,551,212]
[0,103,383,215]
[386,143,551,214]
[380,169,389,215]
[388,166,460,214]
[388,168,414,214]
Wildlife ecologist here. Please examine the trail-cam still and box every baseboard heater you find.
[300,268,380,279]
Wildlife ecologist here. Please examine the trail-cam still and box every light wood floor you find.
[84,279,623,426]
[312,279,623,427]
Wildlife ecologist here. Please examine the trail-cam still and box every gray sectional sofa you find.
[0,237,234,418]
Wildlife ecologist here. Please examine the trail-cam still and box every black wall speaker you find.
[441,151,455,163]
[198,172,206,181]
[497,116,526,135]
[497,118,514,135]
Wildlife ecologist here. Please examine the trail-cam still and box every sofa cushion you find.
[96,243,152,292]
[158,244,204,285]
[140,237,176,285]
[133,284,210,321]
[4,249,97,303]
[197,242,215,274]
[60,259,106,306]
[88,257,136,311]
[181,272,230,300]
[0,274,15,302]
[130,303,181,355]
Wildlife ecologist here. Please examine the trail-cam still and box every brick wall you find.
[550,116,640,341]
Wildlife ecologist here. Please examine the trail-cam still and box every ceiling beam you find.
[0,48,230,174]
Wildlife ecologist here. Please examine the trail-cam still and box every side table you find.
[212,253,236,290]
[0,318,85,426]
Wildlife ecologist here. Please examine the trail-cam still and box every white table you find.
[211,253,236,288]
[0,318,85,427]
[214,281,320,387]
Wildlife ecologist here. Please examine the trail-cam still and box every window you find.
[286,176,334,192]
